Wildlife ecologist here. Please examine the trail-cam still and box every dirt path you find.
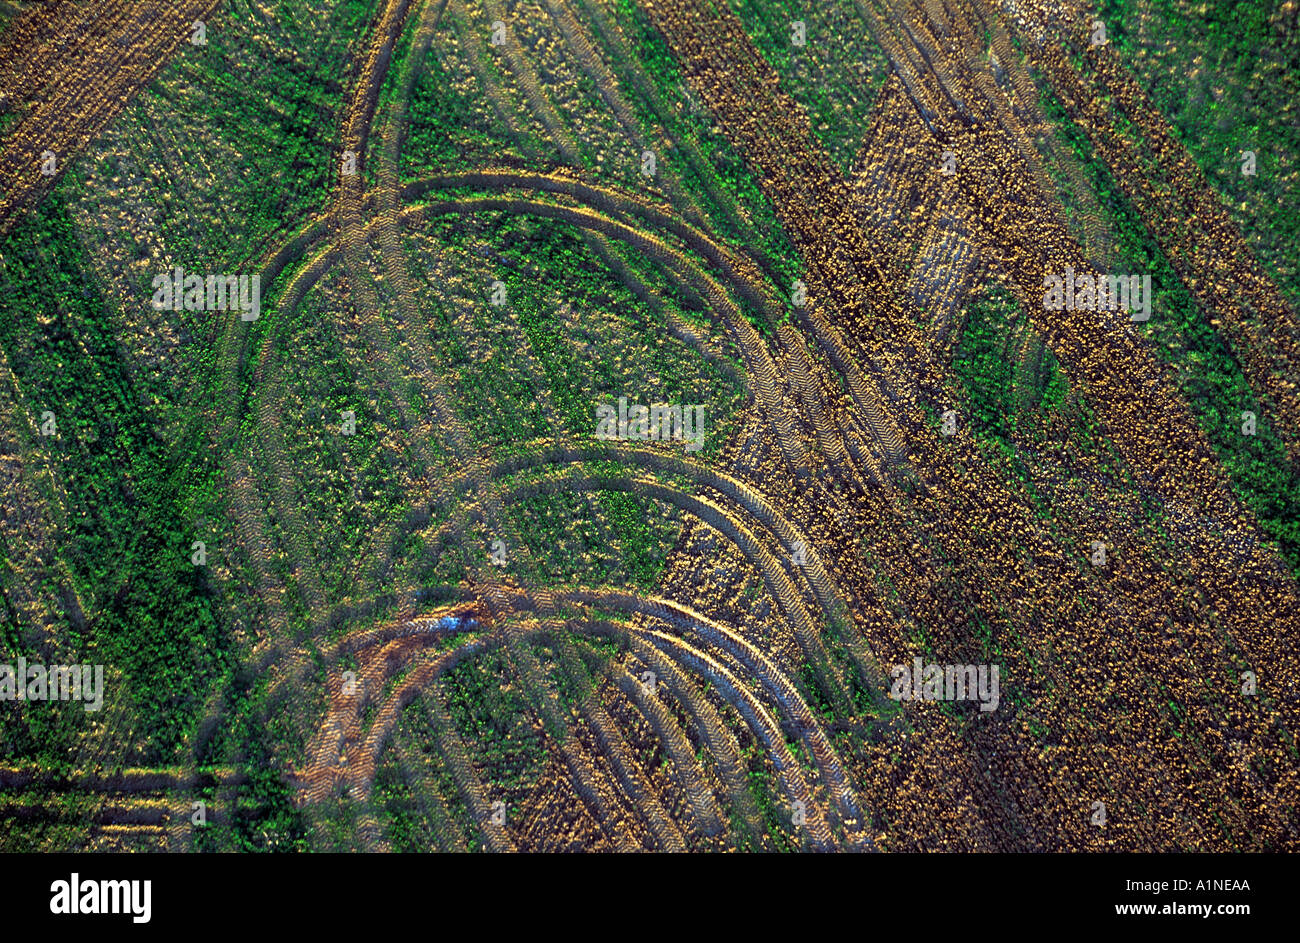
[0,0,224,235]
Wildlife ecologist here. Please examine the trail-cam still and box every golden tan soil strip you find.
[0,0,224,235]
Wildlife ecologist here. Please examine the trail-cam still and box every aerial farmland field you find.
[0,0,1296,885]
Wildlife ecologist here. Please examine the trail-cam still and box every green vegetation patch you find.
[0,196,233,763]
